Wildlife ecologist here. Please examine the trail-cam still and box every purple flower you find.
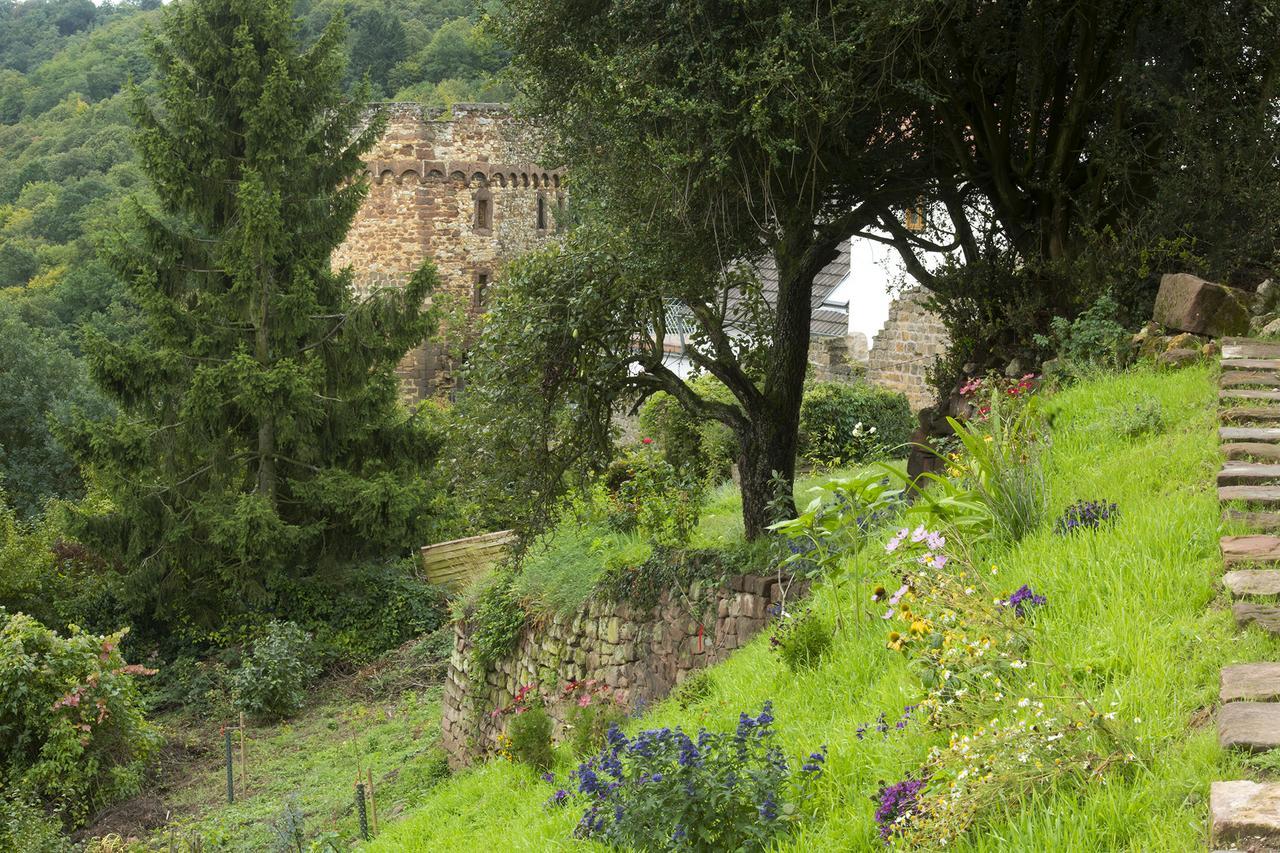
[759,793,779,821]
[910,525,929,543]
[541,772,555,784]
[1004,584,1047,617]
[874,777,927,841]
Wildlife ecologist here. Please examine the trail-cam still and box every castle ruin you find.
[333,103,564,399]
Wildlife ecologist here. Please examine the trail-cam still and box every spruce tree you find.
[69,0,439,624]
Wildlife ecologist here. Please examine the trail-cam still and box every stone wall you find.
[867,288,949,411]
[439,573,802,768]
[332,103,562,399]
[808,333,869,382]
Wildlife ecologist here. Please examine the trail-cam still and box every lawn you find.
[367,363,1276,852]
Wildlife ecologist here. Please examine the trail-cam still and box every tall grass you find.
[373,365,1251,852]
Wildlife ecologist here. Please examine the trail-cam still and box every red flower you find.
[641,437,653,445]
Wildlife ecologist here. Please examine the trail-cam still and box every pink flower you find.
[577,693,592,707]
[926,532,945,551]
[888,585,908,605]
[885,528,908,553]
[641,437,653,445]
[910,525,929,543]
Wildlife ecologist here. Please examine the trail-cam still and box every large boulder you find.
[1153,273,1250,337]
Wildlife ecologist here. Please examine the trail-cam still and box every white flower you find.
[1010,660,1027,669]
[1018,697,1030,707]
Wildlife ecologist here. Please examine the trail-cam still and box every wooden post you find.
[366,768,378,834]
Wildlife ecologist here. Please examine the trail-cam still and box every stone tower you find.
[332,102,565,399]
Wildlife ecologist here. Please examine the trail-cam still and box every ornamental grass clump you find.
[551,702,824,851]
[1054,499,1119,535]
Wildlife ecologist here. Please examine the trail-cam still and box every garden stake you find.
[239,712,247,795]
[223,726,234,804]
[355,781,369,840]
[366,768,378,834]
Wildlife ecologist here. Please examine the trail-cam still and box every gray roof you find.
[726,239,851,338]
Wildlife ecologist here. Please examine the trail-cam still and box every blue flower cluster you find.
[546,702,824,850]
[1054,499,1119,535]
[875,776,927,841]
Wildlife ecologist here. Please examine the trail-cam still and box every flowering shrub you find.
[563,679,628,756]
[553,703,824,851]
[1054,500,1120,535]
[798,380,914,465]
[0,612,159,825]
[908,374,1047,543]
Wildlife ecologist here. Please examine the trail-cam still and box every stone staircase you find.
[1211,338,1280,851]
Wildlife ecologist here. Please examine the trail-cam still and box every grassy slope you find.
[93,683,447,849]
[371,364,1269,852]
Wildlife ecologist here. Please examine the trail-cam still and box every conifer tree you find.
[68,0,439,623]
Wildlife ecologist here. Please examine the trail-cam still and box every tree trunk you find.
[737,415,798,540]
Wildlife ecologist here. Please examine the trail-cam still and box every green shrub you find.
[798,381,914,466]
[274,559,451,668]
[671,669,715,710]
[769,609,833,672]
[0,612,158,826]
[231,621,319,722]
[506,703,554,772]
[468,567,527,672]
[1112,396,1164,438]
[1035,294,1131,382]
[637,374,737,479]
[0,789,68,852]
[600,448,703,546]
[596,546,750,611]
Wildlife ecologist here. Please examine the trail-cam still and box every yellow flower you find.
[910,620,929,636]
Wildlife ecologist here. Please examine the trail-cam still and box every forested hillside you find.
[0,0,506,517]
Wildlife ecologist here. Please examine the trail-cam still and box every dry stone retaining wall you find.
[867,288,949,411]
[439,573,802,768]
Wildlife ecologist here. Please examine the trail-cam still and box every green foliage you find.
[0,789,67,853]
[1111,396,1165,439]
[505,704,554,772]
[566,696,628,758]
[595,546,750,612]
[600,447,703,546]
[0,303,110,518]
[770,609,833,672]
[907,380,1048,544]
[638,375,738,479]
[0,612,158,826]
[670,669,715,710]
[770,469,902,579]
[798,381,914,466]
[231,621,319,722]
[467,568,527,672]
[1035,295,1132,383]
[67,0,442,627]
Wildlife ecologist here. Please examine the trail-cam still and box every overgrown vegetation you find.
[370,365,1254,851]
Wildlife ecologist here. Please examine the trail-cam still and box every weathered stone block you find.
[1222,663,1280,703]
[1211,780,1280,846]
[1153,273,1250,337]
[1219,701,1280,751]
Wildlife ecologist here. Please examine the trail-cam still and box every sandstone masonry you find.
[866,288,950,411]
[332,102,563,399]
[440,572,803,769]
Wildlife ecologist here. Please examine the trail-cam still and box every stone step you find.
[1225,571,1280,597]
[1222,371,1280,389]
[1222,427,1280,443]
[1222,408,1280,424]
[1223,338,1280,360]
[1224,358,1280,371]
[1221,486,1280,506]
[1222,389,1280,402]
[1211,780,1280,847]
[1235,603,1280,633]
[1221,464,1280,487]
[1224,444,1280,462]
[1225,510,1280,531]
[1219,702,1280,751]
[1224,536,1280,565]
[1222,663,1280,702]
